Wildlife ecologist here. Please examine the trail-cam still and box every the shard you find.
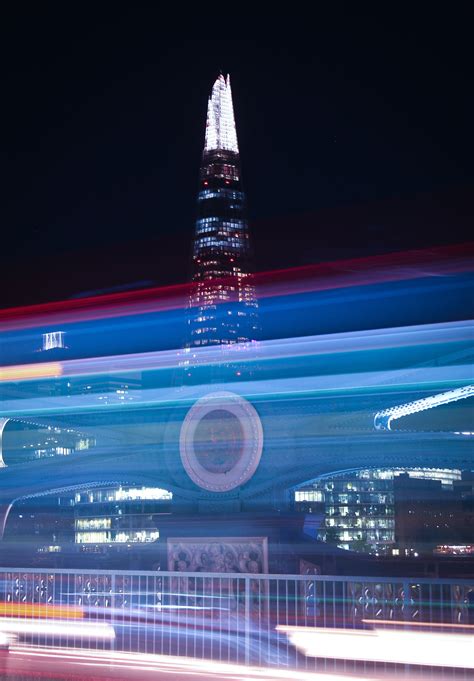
[188,74,259,348]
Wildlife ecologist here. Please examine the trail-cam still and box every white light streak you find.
[0,617,115,640]
[278,624,474,669]
[10,644,371,680]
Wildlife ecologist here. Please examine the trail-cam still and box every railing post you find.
[110,572,116,650]
[244,576,250,665]
[402,580,411,623]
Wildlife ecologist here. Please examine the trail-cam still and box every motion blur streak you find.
[0,320,470,384]
[1,243,471,331]
[0,362,62,382]
[8,645,371,680]
[0,617,114,639]
[278,625,474,669]
[0,602,83,619]
[363,618,474,629]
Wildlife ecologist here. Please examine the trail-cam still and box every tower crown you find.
[204,74,239,153]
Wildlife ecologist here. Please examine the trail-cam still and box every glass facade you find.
[188,74,259,348]
[322,470,395,555]
[294,468,463,555]
[73,486,172,545]
[1,421,95,466]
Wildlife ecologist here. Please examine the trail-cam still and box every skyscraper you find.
[4,75,261,562]
[188,74,258,348]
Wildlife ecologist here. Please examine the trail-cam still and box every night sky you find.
[2,8,473,307]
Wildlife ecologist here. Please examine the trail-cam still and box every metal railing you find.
[0,567,472,674]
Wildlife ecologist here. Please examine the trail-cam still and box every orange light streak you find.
[0,602,83,619]
[0,362,62,382]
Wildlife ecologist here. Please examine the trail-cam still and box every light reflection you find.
[7,645,372,680]
[278,623,474,669]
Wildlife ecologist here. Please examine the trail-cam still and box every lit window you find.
[42,331,66,351]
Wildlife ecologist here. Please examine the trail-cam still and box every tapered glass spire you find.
[204,74,239,153]
[187,74,259,350]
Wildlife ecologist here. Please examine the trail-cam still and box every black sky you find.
[2,8,473,307]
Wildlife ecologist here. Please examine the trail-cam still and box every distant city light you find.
[114,486,172,501]
[434,544,474,555]
[42,331,66,351]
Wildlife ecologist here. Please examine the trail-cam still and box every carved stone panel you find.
[167,536,268,574]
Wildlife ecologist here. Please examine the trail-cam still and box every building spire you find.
[204,74,239,153]
[187,74,259,350]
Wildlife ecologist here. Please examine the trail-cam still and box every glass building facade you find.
[4,487,173,551]
[0,420,94,466]
[73,487,172,545]
[188,74,258,347]
[294,468,462,555]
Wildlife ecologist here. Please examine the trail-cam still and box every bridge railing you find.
[0,567,472,673]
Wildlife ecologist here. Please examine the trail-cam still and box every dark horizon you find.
[2,9,473,307]
[2,184,472,308]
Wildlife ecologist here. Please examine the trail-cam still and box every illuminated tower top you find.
[204,74,239,154]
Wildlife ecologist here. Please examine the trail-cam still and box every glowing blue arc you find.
[374,384,474,431]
